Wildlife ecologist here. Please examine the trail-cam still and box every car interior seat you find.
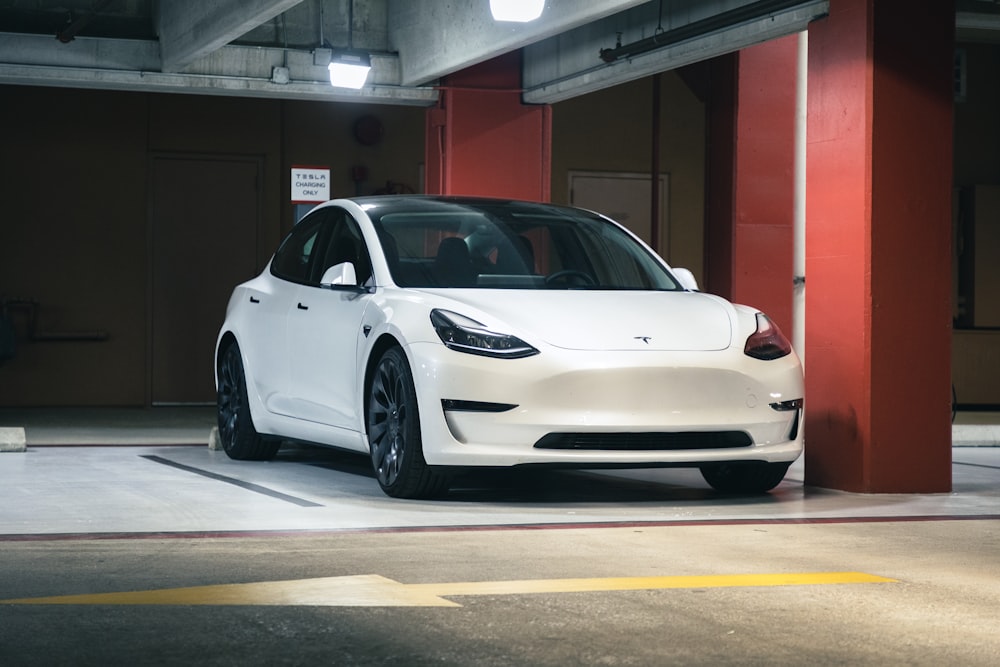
[432,237,477,287]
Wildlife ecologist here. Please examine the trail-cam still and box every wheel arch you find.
[362,333,404,434]
[214,331,239,388]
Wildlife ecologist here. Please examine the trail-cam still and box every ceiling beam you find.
[0,33,436,106]
[158,0,306,72]
[0,62,436,106]
[388,0,648,86]
[523,0,829,103]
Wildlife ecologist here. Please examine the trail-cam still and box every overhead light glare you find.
[490,0,544,22]
[328,51,371,89]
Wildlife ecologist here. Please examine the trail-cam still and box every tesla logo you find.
[634,336,652,344]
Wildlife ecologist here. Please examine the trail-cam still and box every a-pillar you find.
[425,51,551,200]
[805,0,954,492]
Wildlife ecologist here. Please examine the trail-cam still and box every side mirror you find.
[320,262,358,288]
[672,267,699,291]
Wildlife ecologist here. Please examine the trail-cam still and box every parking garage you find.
[1,0,999,665]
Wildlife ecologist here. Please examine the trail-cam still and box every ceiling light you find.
[328,50,371,89]
[490,0,545,22]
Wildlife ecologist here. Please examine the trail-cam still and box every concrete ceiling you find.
[0,0,991,107]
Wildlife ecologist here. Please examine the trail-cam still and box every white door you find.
[287,285,371,429]
[287,209,375,430]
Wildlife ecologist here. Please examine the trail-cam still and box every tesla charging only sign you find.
[291,166,330,203]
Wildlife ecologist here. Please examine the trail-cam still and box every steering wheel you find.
[544,269,596,287]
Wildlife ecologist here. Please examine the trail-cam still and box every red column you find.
[805,0,954,492]
[425,51,551,200]
[704,37,797,336]
[731,36,798,335]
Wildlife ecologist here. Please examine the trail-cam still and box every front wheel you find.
[217,342,279,461]
[700,462,790,494]
[367,347,450,499]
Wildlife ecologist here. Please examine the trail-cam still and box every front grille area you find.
[533,431,753,451]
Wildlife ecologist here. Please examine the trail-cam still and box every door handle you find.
[249,296,260,304]
[297,303,309,310]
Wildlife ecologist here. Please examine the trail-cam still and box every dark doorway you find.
[150,155,261,404]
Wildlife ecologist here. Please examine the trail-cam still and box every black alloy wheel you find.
[367,347,449,499]
[217,342,279,461]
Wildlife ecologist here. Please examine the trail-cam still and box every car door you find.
[286,207,375,431]
[249,209,331,417]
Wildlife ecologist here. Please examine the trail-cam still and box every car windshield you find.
[359,197,683,291]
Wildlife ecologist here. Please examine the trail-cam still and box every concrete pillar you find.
[0,427,27,452]
[425,51,551,200]
[731,36,798,335]
[703,36,797,335]
[804,0,954,492]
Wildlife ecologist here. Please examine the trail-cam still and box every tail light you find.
[744,313,792,360]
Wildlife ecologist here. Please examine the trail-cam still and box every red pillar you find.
[705,35,798,336]
[704,37,797,336]
[425,52,551,200]
[805,0,954,492]
[732,36,798,334]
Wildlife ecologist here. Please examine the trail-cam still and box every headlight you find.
[744,312,792,360]
[430,309,539,359]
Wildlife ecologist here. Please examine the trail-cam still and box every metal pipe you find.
[651,73,661,253]
[792,30,807,365]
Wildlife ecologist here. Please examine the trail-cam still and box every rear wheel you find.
[700,462,790,494]
[217,342,279,461]
[367,347,450,499]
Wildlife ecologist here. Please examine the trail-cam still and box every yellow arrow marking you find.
[1,571,896,607]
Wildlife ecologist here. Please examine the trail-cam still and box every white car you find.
[215,196,803,498]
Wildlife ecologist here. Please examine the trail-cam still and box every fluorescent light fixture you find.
[490,0,544,22]
[328,51,371,89]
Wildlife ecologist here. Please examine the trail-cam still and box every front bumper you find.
[406,341,804,468]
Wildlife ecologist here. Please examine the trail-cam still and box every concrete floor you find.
[0,408,998,666]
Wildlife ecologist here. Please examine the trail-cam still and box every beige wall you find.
[551,73,706,279]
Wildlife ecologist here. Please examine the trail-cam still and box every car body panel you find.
[286,284,372,428]
[216,196,804,477]
[414,289,734,352]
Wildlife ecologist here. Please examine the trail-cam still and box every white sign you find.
[291,166,330,203]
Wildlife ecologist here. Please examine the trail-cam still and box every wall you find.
[0,85,425,406]
[0,87,151,405]
[281,100,426,219]
[953,42,1000,405]
[953,43,1000,186]
[550,73,706,278]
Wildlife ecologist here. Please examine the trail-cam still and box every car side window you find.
[270,210,330,284]
[311,209,373,286]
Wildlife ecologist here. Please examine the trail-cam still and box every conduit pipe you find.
[792,30,807,366]
[651,73,661,253]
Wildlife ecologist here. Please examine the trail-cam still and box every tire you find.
[700,462,790,494]
[367,347,450,499]
[217,342,279,461]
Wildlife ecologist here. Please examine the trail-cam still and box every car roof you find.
[345,195,594,218]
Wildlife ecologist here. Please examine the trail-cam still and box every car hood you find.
[421,290,734,352]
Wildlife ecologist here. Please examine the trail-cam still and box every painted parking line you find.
[141,455,323,507]
[1,571,896,607]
